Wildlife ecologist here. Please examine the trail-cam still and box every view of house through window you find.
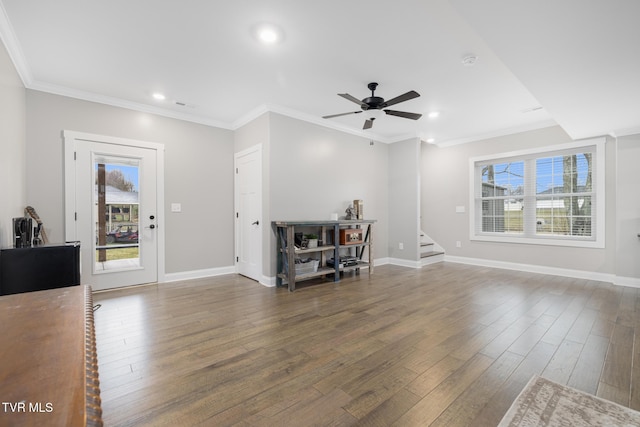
[472,140,602,247]
[535,153,592,237]
[481,161,524,233]
[95,159,140,269]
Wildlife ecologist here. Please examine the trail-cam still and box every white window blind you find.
[470,139,605,248]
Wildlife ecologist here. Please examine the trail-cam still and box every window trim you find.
[469,137,605,248]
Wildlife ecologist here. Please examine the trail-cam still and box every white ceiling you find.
[0,0,638,145]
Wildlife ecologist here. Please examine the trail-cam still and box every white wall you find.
[388,138,420,262]
[421,125,616,275]
[0,40,26,248]
[267,113,389,276]
[25,90,235,274]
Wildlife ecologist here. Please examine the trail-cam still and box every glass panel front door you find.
[65,132,160,290]
[94,156,141,272]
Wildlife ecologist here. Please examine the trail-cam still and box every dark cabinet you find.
[0,242,81,296]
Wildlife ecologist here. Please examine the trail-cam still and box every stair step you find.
[420,242,434,247]
[420,250,444,259]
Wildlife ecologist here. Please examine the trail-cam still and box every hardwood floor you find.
[93,263,640,426]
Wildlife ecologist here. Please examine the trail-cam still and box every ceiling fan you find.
[323,82,422,129]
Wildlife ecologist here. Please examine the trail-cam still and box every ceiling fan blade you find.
[383,90,420,108]
[339,93,366,107]
[363,119,374,129]
[322,111,362,119]
[384,109,423,120]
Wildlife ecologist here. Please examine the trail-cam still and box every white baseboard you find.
[613,275,640,288]
[387,257,422,269]
[259,275,276,287]
[444,255,619,285]
[164,265,236,283]
[160,259,640,290]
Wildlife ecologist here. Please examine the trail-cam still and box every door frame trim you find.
[234,144,263,282]
[63,130,166,284]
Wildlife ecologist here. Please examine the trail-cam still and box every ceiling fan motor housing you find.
[363,82,384,110]
[362,96,385,110]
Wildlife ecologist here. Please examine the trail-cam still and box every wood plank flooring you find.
[93,263,640,426]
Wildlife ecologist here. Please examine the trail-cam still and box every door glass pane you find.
[94,157,140,272]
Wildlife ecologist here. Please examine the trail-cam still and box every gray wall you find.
[388,138,420,261]
[5,62,636,283]
[25,90,235,273]
[267,113,390,276]
[0,41,26,248]
[234,112,271,279]
[421,125,616,275]
[615,134,640,279]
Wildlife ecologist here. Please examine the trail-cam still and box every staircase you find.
[420,230,445,266]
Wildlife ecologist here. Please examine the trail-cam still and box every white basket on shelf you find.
[295,259,319,275]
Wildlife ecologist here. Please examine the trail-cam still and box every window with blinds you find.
[470,138,605,248]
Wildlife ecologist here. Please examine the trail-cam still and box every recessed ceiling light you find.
[152,93,166,101]
[259,28,278,43]
[428,111,440,119]
[255,24,283,45]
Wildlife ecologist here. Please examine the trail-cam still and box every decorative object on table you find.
[13,217,32,248]
[345,204,355,220]
[327,256,358,268]
[25,206,49,244]
[32,223,43,246]
[340,228,364,245]
[304,234,319,248]
[498,375,640,427]
[330,212,339,221]
[353,199,363,219]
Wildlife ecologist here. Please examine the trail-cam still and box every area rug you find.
[498,375,640,426]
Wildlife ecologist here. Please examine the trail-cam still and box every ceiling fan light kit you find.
[323,82,422,129]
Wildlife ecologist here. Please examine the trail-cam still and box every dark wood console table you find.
[0,285,102,426]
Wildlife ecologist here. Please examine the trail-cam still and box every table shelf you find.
[274,220,375,291]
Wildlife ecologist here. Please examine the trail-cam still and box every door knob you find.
[150,215,155,220]
[252,220,260,225]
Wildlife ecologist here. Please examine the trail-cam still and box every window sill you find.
[471,234,604,249]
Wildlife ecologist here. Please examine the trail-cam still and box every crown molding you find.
[28,80,235,129]
[610,126,640,138]
[0,8,474,145]
[0,1,32,86]
[236,103,406,144]
[433,119,558,147]
[231,104,271,130]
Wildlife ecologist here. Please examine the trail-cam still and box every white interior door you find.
[235,145,262,282]
[64,131,164,290]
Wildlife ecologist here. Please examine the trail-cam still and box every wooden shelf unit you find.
[274,220,375,291]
